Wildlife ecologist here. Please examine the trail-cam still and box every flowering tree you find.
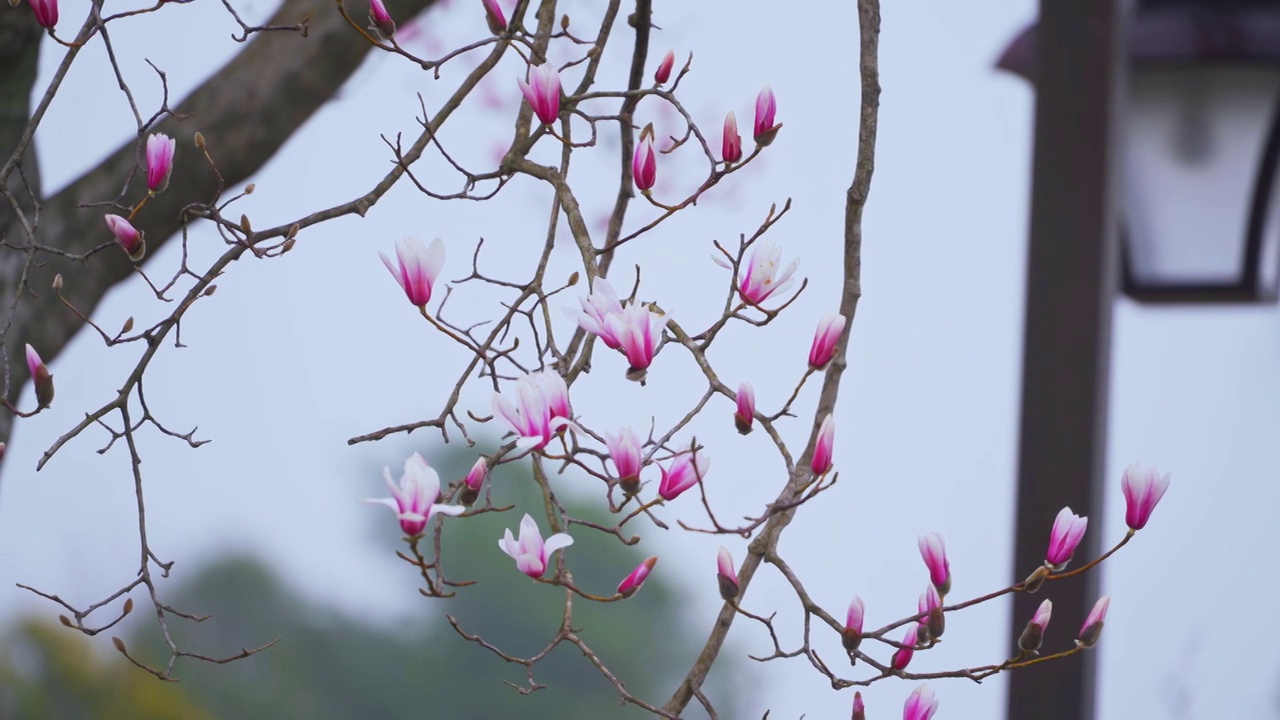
[0,0,1174,717]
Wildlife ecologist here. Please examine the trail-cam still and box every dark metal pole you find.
[1006,1,1126,718]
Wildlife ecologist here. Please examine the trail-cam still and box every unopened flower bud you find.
[852,692,865,720]
[1076,596,1110,649]
[1022,564,1049,593]
[194,131,206,149]
[1018,599,1052,653]
[616,556,657,598]
[482,0,506,34]
[460,457,487,506]
[842,595,865,651]
[717,546,739,601]
[52,273,63,290]
[25,344,54,408]
[734,382,755,435]
[654,50,674,85]
[368,0,396,38]
[244,183,256,194]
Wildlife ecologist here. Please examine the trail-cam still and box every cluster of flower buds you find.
[100,133,174,259]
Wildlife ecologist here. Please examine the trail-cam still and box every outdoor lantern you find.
[998,0,1280,302]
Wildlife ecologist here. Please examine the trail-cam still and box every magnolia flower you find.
[145,133,176,193]
[104,214,145,260]
[368,0,396,37]
[738,240,799,306]
[852,692,866,720]
[918,532,951,595]
[604,302,664,375]
[658,449,709,501]
[519,63,562,125]
[29,0,57,29]
[617,556,658,598]
[492,371,573,450]
[380,236,445,308]
[811,414,835,476]
[1045,506,1088,570]
[808,312,847,370]
[734,382,755,435]
[1077,596,1110,648]
[891,623,919,671]
[1121,463,1171,531]
[842,595,865,651]
[632,132,657,192]
[654,50,674,84]
[1019,599,1053,653]
[571,278,624,349]
[604,426,644,493]
[460,457,488,506]
[918,583,945,641]
[717,546,739,600]
[722,111,742,164]
[499,513,573,578]
[902,683,939,720]
[364,453,464,536]
[25,344,53,409]
[753,86,782,146]
[482,0,506,34]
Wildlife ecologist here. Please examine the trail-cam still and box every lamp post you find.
[997,1,1280,718]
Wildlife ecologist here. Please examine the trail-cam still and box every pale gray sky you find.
[3,1,1278,718]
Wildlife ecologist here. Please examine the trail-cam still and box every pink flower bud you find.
[903,683,939,720]
[918,584,945,642]
[29,0,57,29]
[104,214,145,260]
[658,449,709,501]
[632,132,657,192]
[1121,463,1170,531]
[1077,596,1110,648]
[605,426,644,494]
[363,453,465,536]
[716,546,739,600]
[811,414,835,476]
[917,532,951,596]
[380,236,445,308]
[1018,598,1053,653]
[842,595,865,651]
[808,312,847,370]
[460,457,488,506]
[145,133,175,193]
[25,344,53,409]
[654,50,674,84]
[733,382,755,435]
[753,85,782,146]
[368,0,396,37]
[738,240,798,306]
[1045,506,1088,570]
[617,556,657,598]
[852,692,866,720]
[721,111,742,164]
[518,63,562,125]
[891,623,919,671]
[482,0,506,34]
[499,513,574,578]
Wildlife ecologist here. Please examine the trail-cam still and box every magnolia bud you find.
[52,273,63,290]
[194,131,206,149]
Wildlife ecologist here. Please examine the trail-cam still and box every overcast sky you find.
[3,0,1278,718]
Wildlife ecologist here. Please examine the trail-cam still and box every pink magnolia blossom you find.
[1077,596,1110,648]
[734,382,755,435]
[654,50,674,84]
[918,532,951,595]
[499,513,574,578]
[753,85,782,145]
[570,278,624,349]
[380,236,445,307]
[738,240,798,306]
[918,583,945,641]
[842,595,865,651]
[492,371,573,450]
[460,457,488,506]
[722,111,742,164]
[25,344,53,408]
[808,312,847,370]
[1121,463,1171,531]
[368,0,396,37]
[717,546,739,600]
[658,449,709,501]
[29,0,57,29]
[1019,598,1053,653]
[363,453,464,536]
[1045,506,1088,570]
[519,63,562,125]
[852,692,866,720]
[603,302,664,373]
[632,132,657,191]
[604,426,644,493]
[617,556,658,598]
[811,414,835,476]
[145,133,176,193]
[482,0,506,34]
[902,683,939,720]
[891,623,919,671]
[104,214,145,260]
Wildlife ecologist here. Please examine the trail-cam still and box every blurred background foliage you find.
[0,443,735,719]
